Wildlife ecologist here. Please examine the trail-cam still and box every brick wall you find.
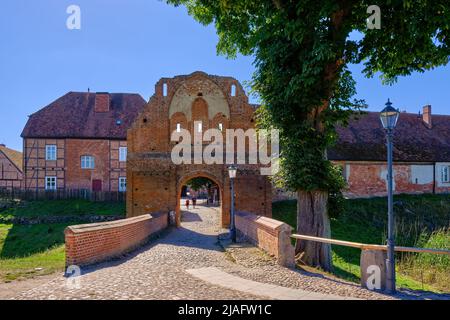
[235,211,294,267]
[127,72,272,227]
[65,212,168,267]
[24,138,127,191]
[336,161,450,198]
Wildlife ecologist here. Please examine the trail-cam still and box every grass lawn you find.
[0,223,66,282]
[0,199,126,283]
[273,194,450,293]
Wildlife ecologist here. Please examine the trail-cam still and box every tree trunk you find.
[295,190,332,272]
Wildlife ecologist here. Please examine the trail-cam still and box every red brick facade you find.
[329,106,450,198]
[336,161,450,198]
[126,72,272,227]
[21,92,146,192]
[23,138,128,191]
[20,78,450,200]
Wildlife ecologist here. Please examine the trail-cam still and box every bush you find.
[398,229,449,292]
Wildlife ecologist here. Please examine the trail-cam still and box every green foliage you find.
[273,195,450,292]
[398,229,449,292]
[326,164,346,218]
[0,199,125,219]
[0,223,68,259]
[0,223,66,282]
[0,200,125,283]
[168,0,450,194]
[186,177,213,191]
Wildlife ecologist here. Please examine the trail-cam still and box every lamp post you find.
[228,165,237,243]
[380,99,400,294]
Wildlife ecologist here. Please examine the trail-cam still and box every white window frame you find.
[81,155,95,169]
[119,177,127,192]
[45,176,57,190]
[176,123,181,133]
[45,145,57,161]
[218,123,223,131]
[119,147,127,162]
[441,165,450,183]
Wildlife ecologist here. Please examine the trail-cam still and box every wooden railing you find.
[291,234,450,255]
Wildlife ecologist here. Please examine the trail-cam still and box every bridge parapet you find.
[65,212,168,268]
[235,211,295,267]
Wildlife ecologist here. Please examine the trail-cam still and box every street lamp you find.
[380,99,400,294]
[228,165,237,243]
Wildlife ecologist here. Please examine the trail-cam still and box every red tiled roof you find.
[21,92,146,139]
[21,91,450,163]
[329,111,450,162]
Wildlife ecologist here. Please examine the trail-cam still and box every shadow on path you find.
[72,207,224,277]
[180,211,203,222]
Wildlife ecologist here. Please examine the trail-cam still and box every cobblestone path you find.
[5,204,424,300]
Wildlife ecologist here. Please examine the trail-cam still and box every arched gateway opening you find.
[177,174,222,227]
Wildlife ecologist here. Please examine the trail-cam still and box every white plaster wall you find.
[410,165,434,185]
[345,163,351,182]
[380,167,395,191]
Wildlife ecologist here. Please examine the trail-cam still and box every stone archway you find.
[175,171,225,227]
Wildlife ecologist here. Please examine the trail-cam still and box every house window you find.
[119,147,127,162]
[441,166,450,183]
[163,83,168,97]
[119,177,127,192]
[45,145,57,161]
[45,176,57,190]
[218,123,223,131]
[176,123,181,133]
[81,156,95,169]
[197,122,202,133]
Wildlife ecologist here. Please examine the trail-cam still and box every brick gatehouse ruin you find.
[125,71,272,227]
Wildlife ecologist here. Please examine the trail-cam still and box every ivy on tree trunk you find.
[296,190,332,271]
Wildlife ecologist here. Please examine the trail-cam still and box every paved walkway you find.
[187,267,355,300]
[7,204,396,300]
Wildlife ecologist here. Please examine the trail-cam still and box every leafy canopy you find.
[168,0,450,192]
[186,177,214,191]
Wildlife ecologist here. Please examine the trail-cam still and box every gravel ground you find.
[7,204,448,300]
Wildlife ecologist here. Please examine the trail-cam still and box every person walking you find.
[192,197,197,209]
[185,198,190,210]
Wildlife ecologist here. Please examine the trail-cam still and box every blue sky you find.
[1,0,449,151]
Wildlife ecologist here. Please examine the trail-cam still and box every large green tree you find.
[186,177,213,191]
[168,0,450,270]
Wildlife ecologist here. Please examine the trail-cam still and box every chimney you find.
[423,105,432,128]
[95,93,110,113]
